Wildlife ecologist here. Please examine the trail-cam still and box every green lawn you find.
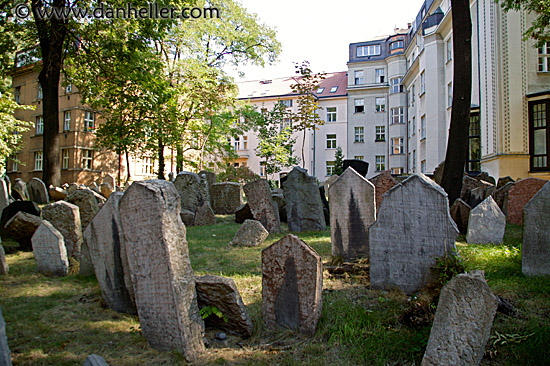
[0,218,548,365]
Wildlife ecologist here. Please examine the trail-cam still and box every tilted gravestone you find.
[491,181,514,215]
[84,192,136,314]
[211,182,243,214]
[102,174,116,188]
[422,270,497,366]
[0,179,9,214]
[27,178,49,204]
[0,307,12,366]
[369,174,459,295]
[460,176,494,208]
[507,177,547,225]
[369,170,398,212]
[66,189,100,231]
[42,201,82,260]
[48,187,67,201]
[31,221,69,276]
[119,180,204,361]
[450,198,471,235]
[522,182,550,276]
[262,234,323,335]
[283,167,326,232]
[343,159,369,177]
[173,172,210,214]
[466,196,505,245]
[195,275,253,338]
[497,176,515,189]
[11,178,29,201]
[193,201,216,226]
[0,243,8,275]
[271,193,287,223]
[4,211,43,251]
[0,201,40,235]
[329,167,376,260]
[198,170,216,202]
[243,179,280,233]
[229,219,269,247]
[100,183,113,199]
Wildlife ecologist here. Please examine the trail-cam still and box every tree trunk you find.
[157,139,165,180]
[176,142,183,173]
[125,147,131,183]
[301,129,306,169]
[441,0,472,205]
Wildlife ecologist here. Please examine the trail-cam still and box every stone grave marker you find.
[369,170,398,212]
[271,193,287,223]
[0,243,8,275]
[27,178,49,204]
[31,221,69,276]
[193,201,216,226]
[83,354,109,366]
[522,182,550,276]
[0,180,9,214]
[497,176,515,189]
[42,201,82,259]
[262,234,323,335]
[102,174,115,188]
[4,211,42,251]
[211,182,243,214]
[507,177,547,225]
[11,178,28,201]
[66,189,100,231]
[491,181,514,215]
[100,183,113,199]
[0,201,40,236]
[450,198,471,235]
[0,307,11,366]
[343,159,369,177]
[229,219,269,247]
[48,187,67,201]
[174,172,210,214]
[244,179,280,233]
[466,196,505,244]
[235,203,253,224]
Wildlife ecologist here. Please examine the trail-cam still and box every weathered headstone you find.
[507,177,547,225]
[199,170,216,202]
[84,192,136,314]
[66,189,100,231]
[243,179,281,233]
[3,212,43,251]
[67,183,78,195]
[27,178,49,204]
[422,270,497,366]
[491,181,514,215]
[466,196,506,244]
[271,194,287,223]
[229,219,269,247]
[343,159,369,177]
[79,239,94,276]
[0,307,11,366]
[193,201,216,226]
[180,209,195,227]
[100,183,113,199]
[196,275,253,338]
[83,354,109,366]
[0,180,9,214]
[0,244,8,275]
[283,167,326,232]
[174,172,210,214]
[432,161,445,185]
[450,198,471,235]
[0,201,40,236]
[497,176,515,189]
[119,180,205,361]
[369,170,398,212]
[31,221,69,276]
[102,174,115,188]
[262,234,323,335]
[476,171,496,185]
[469,186,486,208]
[460,176,494,208]
[211,182,243,214]
[48,187,67,201]
[522,182,550,276]
[329,167,376,260]
[324,174,339,200]
[235,203,253,224]
[42,201,82,259]
[369,174,459,295]
[89,182,101,195]
[11,178,29,201]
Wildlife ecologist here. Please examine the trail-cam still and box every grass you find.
[1,219,549,365]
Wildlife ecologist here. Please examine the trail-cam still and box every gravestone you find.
[199,170,216,202]
[119,180,204,361]
[507,177,547,225]
[195,275,253,338]
[193,201,216,226]
[422,270,497,366]
[466,196,506,244]
[469,186,486,208]
[174,172,210,214]
[369,170,398,212]
[0,307,11,366]
[27,178,49,204]
[497,176,515,189]
[229,219,269,247]
[2,176,10,200]
[66,183,78,195]
[11,178,29,201]
[324,174,339,200]
[89,182,101,195]
[66,189,100,231]
[31,221,69,276]
[318,186,329,224]
[476,171,496,185]
[262,234,323,335]
[84,192,136,314]
[343,159,369,177]
[48,187,67,201]
[0,180,9,214]
[522,182,550,276]
[4,212,43,251]
[283,167,326,232]
[100,183,113,199]
[83,354,109,366]
[329,167,376,259]
[42,201,82,259]
[432,160,445,185]
[243,179,280,233]
[79,239,94,276]
[450,198,471,234]
[235,203,253,224]
[460,176,494,208]
[0,244,8,275]
[102,174,115,188]
[369,174,459,295]
[180,209,195,227]
[271,194,287,223]
[211,182,243,214]
[492,181,514,215]
[0,201,40,237]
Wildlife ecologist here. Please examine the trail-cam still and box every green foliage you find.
[497,0,550,45]
[432,250,466,286]
[199,305,228,323]
[216,164,259,183]
[0,92,33,171]
[333,146,344,175]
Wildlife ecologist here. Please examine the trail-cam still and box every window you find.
[260,162,266,176]
[243,135,248,149]
[412,85,416,105]
[447,82,453,107]
[446,39,453,62]
[14,86,21,104]
[9,154,18,172]
[354,155,364,160]
[82,150,93,170]
[330,86,338,93]
[468,112,481,172]
[412,150,417,173]
[142,157,154,175]
[375,126,385,141]
[421,115,426,139]
[66,84,72,94]
[391,137,404,155]
[62,149,70,169]
[375,155,385,171]
[390,77,402,94]
[391,107,404,124]
[234,137,241,150]
[84,111,95,130]
[37,82,42,99]
[421,160,426,173]
[354,98,364,113]
[375,97,386,112]
[375,68,385,83]
[282,118,292,130]
[412,117,416,136]
[326,134,337,149]
[34,151,43,171]
[390,40,404,50]
[391,167,403,175]
[36,116,43,135]
[529,100,549,170]
[63,111,71,131]
[327,107,337,122]
[354,127,364,143]
[354,70,364,85]
[538,42,550,72]
[326,161,335,176]
[316,87,325,94]
[280,99,293,107]
[420,71,426,95]
[357,44,380,57]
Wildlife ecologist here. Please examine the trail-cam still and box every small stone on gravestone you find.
[343,159,369,177]
[3,211,43,251]
[83,354,110,366]
[466,196,506,245]
[507,177,547,225]
[31,221,69,276]
[11,178,29,201]
[283,167,326,232]
[497,176,515,189]
[42,201,82,260]
[329,167,376,260]
[27,178,49,204]
[369,174,459,295]
[211,182,243,214]
[235,203,253,224]
[522,182,550,276]
[48,187,67,201]
[243,179,280,233]
[491,181,514,215]
[450,198,471,235]
[119,180,205,361]
[369,170,398,212]
[0,307,12,366]
[66,189,100,231]
[193,201,216,226]
[262,234,323,335]
[422,270,497,366]
[229,219,269,247]
[0,243,8,275]
[195,275,253,338]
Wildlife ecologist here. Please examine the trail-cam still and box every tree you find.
[333,146,344,175]
[0,92,33,172]
[440,0,472,205]
[497,0,550,45]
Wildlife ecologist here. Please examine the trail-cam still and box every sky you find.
[227,0,425,82]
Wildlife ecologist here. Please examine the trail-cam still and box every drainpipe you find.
[312,127,316,178]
